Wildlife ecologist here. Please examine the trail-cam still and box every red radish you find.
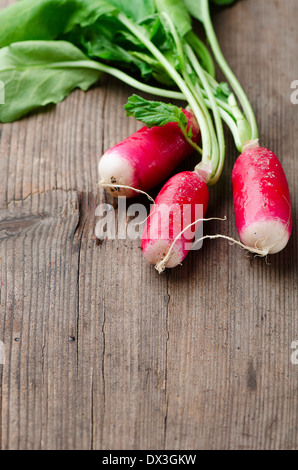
[98,109,200,198]
[232,146,292,254]
[141,171,209,271]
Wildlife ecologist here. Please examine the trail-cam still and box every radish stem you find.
[200,0,259,144]
[186,30,215,79]
[185,45,225,184]
[161,12,215,174]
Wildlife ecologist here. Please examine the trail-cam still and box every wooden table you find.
[0,0,297,450]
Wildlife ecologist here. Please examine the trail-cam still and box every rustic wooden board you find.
[0,0,297,450]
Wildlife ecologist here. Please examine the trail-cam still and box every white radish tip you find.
[143,239,183,272]
[98,151,135,197]
[239,219,290,254]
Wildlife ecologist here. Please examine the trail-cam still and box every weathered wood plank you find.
[0,0,297,450]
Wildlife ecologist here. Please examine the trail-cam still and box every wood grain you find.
[0,0,297,450]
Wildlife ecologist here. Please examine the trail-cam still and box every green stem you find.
[46,59,185,101]
[179,124,203,155]
[185,44,225,185]
[117,12,212,163]
[201,0,259,144]
[161,12,214,167]
[203,71,252,151]
[186,30,215,78]
[184,71,216,167]
[228,93,252,150]
[199,92,243,151]
[203,72,240,118]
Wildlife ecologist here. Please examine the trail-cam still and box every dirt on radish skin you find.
[232,147,292,254]
[141,171,209,269]
[98,109,200,198]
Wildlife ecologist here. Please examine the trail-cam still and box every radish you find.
[141,171,209,271]
[95,1,292,270]
[98,109,200,198]
[232,146,292,254]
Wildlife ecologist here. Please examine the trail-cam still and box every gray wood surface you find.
[0,0,297,450]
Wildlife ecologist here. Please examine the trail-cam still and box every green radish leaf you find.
[83,35,156,80]
[155,0,192,37]
[128,52,175,84]
[182,0,204,22]
[104,0,156,22]
[82,29,135,63]
[138,15,171,49]
[0,0,119,48]
[65,13,175,84]
[0,40,101,123]
[125,93,189,130]
[182,0,237,23]
[215,81,231,103]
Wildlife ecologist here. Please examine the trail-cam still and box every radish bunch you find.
[0,1,291,268]
[98,0,292,271]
